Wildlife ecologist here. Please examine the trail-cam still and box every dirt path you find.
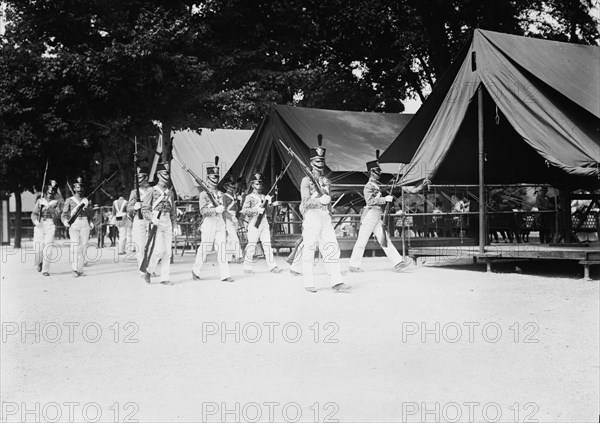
[1,242,598,422]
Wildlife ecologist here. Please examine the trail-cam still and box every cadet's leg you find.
[258,221,277,270]
[159,223,172,281]
[193,218,216,275]
[117,223,126,254]
[372,219,403,266]
[78,221,90,273]
[318,214,343,287]
[69,223,80,272]
[302,211,320,289]
[214,223,231,280]
[146,223,163,276]
[289,242,304,274]
[42,221,56,273]
[348,211,377,269]
[33,224,44,269]
[243,223,261,271]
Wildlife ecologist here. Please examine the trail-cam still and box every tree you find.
[1,0,598,247]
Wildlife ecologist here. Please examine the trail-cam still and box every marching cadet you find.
[191,157,234,282]
[61,177,94,277]
[127,166,152,274]
[112,192,128,255]
[141,162,178,285]
[222,176,244,263]
[241,172,283,274]
[297,136,349,293]
[348,151,409,272]
[31,180,62,276]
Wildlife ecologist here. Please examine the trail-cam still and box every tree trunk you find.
[410,0,451,76]
[419,56,435,87]
[162,121,172,163]
[14,192,22,248]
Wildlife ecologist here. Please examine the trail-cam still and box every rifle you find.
[67,171,118,226]
[35,160,49,223]
[253,160,292,228]
[140,210,161,273]
[278,139,326,197]
[380,164,403,248]
[172,156,231,219]
[285,236,303,265]
[100,188,114,201]
[133,136,143,220]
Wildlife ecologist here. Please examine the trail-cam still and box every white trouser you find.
[301,209,342,288]
[116,219,129,253]
[69,218,90,273]
[33,219,56,273]
[349,208,402,269]
[193,215,230,280]
[132,216,149,271]
[289,241,304,274]
[244,217,276,271]
[225,218,243,261]
[146,215,172,281]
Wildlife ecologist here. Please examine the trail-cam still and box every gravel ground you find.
[1,241,598,422]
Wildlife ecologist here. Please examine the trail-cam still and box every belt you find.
[76,216,87,220]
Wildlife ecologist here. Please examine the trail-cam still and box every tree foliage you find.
[1,0,598,200]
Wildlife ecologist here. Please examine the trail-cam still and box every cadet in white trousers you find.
[31,180,62,276]
[222,176,244,263]
[141,162,179,285]
[241,172,283,274]
[191,156,233,282]
[113,194,128,255]
[127,166,151,274]
[349,154,430,272]
[61,177,94,277]
[298,135,350,293]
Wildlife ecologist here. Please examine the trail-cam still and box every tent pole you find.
[477,85,486,254]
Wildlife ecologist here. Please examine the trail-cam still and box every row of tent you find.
[172,29,599,199]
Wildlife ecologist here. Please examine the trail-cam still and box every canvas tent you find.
[222,105,413,200]
[379,29,600,188]
[171,128,253,198]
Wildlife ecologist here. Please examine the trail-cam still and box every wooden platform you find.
[271,235,475,255]
[408,242,600,280]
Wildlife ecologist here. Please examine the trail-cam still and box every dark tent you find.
[379,29,600,188]
[222,105,413,200]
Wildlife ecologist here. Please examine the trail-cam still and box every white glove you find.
[63,221,70,228]
[319,195,331,205]
[152,217,160,225]
[81,198,89,207]
[272,201,280,207]
[257,207,265,214]
[48,200,57,207]
[385,195,394,202]
[215,205,225,214]
[89,222,94,230]
[232,216,238,223]
[39,198,49,207]
[311,191,319,199]
[265,195,272,204]
[173,225,180,237]
[32,219,40,227]
[134,202,142,210]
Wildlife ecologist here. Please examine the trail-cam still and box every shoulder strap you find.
[152,187,168,210]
